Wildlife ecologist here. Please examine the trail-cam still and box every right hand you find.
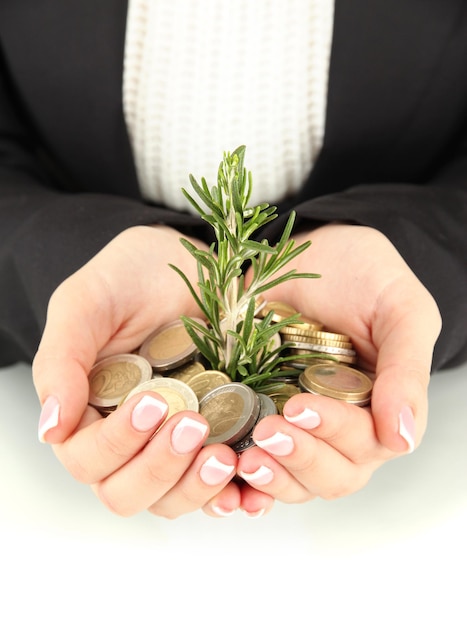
[32,225,245,517]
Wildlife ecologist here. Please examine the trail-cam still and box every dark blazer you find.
[0,0,466,369]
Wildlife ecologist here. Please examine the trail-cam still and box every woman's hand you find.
[236,223,441,507]
[32,225,243,518]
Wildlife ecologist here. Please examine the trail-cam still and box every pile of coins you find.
[88,302,373,451]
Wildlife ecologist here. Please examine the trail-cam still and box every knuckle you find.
[95,428,129,463]
[94,483,135,517]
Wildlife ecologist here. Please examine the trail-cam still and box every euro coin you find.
[299,363,373,406]
[259,301,298,323]
[188,370,232,401]
[267,383,301,414]
[201,383,260,446]
[120,377,199,417]
[139,318,207,372]
[170,360,206,383]
[88,353,153,409]
[231,393,277,453]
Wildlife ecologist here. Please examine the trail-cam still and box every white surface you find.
[0,361,466,625]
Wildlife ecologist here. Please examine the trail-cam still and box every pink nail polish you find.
[254,432,294,456]
[38,396,60,442]
[239,465,274,486]
[131,395,168,432]
[171,417,208,454]
[200,456,235,486]
[399,406,416,453]
[284,407,321,429]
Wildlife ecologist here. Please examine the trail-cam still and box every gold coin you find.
[307,329,351,342]
[88,354,153,409]
[268,384,301,414]
[187,370,232,401]
[281,332,354,349]
[200,383,260,446]
[299,363,372,405]
[286,316,324,331]
[139,318,207,372]
[120,377,199,417]
[170,360,206,383]
[287,342,356,356]
[259,301,298,323]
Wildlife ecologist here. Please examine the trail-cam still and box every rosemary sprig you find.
[169,146,320,391]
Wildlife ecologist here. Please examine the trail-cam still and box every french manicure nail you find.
[211,505,236,517]
[399,405,415,453]
[243,508,266,519]
[38,396,60,443]
[254,432,294,456]
[284,406,321,429]
[131,395,168,432]
[239,465,274,486]
[171,417,208,454]
[200,455,235,486]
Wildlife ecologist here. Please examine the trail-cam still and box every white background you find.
[0,361,466,625]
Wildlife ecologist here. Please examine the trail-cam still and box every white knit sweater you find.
[123,0,334,214]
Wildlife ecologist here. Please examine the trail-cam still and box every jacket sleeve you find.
[0,65,208,366]
[261,128,467,372]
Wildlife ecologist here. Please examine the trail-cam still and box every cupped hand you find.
[33,224,207,443]
[236,222,441,506]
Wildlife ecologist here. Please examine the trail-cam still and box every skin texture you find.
[33,222,441,518]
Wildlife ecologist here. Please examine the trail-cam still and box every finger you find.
[281,392,393,464]
[52,392,170,484]
[370,279,441,453]
[239,415,380,501]
[237,483,275,518]
[148,444,238,519]
[33,272,112,444]
[202,481,243,518]
[91,411,214,517]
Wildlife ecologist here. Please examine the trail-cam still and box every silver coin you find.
[88,353,153,408]
[120,377,199,417]
[201,383,260,446]
[231,393,277,453]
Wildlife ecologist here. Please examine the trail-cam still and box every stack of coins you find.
[87,301,373,451]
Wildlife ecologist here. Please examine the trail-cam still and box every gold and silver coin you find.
[120,377,199,417]
[200,382,261,446]
[187,370,232,401]
[299,363,373,406]
[138,318,207,372]
[231,392,277,453]
[88,353,153,410]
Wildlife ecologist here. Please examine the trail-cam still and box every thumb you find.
[369,284,441,454]
[33,278,107,444]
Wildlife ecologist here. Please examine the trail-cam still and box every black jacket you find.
[1,0,466,369]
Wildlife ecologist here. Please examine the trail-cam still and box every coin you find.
[299,363,373,405]
[201,383,260,446]
[120,377,199,417]
[267,383,301,414]
[231,393,277,453]
[170,360,206,383]
[188,370,232,401]
[88,353,153,409]
[259,301,298,323]
[280,332,354,349]
[287,342,356,356]
[138,318,207,372]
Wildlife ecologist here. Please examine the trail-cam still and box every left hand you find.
[226,222,441,510]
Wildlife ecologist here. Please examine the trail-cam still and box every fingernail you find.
[284,406,321,429]
[211,505,236,517]
[239,465,274,486]
[38,396,60,442]
[254,432,294,456]
[171,417,208,454]
[399,406,415,453]
[200,456,235,486]
[131,395,168,432]
[243,508,266,519]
